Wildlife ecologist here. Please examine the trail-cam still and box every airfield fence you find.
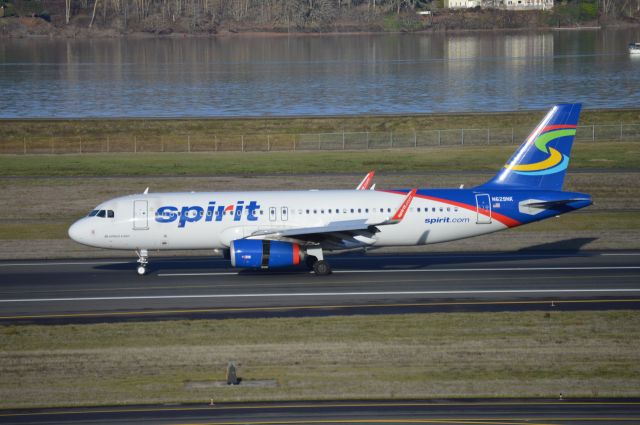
[1,123,639,155]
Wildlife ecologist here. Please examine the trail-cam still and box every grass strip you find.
[1,311,639,409]
[0,143,638,177]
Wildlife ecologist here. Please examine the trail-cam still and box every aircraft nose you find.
[68,219,88,244]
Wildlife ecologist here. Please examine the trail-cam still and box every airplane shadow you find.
[93,237,598,275]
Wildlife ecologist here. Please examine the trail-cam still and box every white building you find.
[446,0,553,9]
[492,0,554,10]
[444,0,481,9]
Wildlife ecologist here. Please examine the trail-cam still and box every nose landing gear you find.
[136,249,148,276]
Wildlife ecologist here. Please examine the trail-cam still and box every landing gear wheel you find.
[313,260,332,276]
[137,266,147,276]
[305,255,318,270]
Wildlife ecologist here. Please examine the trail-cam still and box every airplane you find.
[68,103,592,276]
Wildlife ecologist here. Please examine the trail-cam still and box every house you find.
[445,0,481,8]
[446,0,553,9]
[488,0,554,9]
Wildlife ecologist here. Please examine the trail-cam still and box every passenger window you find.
[306,209,310,214]
[447,207,450,212]
[328,209,332,213]
[417,208,421,212]
[350,209,354,213]
[357,208,361,213]
[336,209,339,214]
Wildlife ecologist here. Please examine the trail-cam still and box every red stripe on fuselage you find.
[381,190,521,228]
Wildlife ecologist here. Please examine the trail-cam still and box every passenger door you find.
[475,194,492,224]
[133,200,149,230]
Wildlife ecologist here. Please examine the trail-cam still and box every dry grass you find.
[1,311,639,408]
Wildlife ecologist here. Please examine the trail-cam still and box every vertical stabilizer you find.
[480,104,582,191]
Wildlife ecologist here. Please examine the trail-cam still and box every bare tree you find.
[89,0,99,26]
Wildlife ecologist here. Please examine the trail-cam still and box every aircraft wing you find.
[247,188,417,247]
[250,219,375,238]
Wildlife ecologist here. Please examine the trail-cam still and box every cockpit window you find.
[88,209,115,218]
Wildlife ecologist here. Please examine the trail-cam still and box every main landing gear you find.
[305,246,332,276]
[136,249,148,276]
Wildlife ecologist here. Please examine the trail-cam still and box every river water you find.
[1,28,639,118]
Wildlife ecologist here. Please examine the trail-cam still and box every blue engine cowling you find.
[230,240,303,269]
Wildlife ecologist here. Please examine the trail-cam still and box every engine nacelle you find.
[230,239,303,269]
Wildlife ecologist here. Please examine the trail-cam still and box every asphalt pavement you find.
[1,249,639,324]
[1,399,640,424]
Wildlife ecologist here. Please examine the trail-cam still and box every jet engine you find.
[230,240,304,269]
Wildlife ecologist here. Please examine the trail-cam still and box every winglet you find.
[389,189,417,223]
[356,171,375,190]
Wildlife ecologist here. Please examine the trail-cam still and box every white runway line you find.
[159,266,640,277]
[0,261,125,267]
[2,288,640,303]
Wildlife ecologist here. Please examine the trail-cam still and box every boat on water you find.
[629,43,640,55]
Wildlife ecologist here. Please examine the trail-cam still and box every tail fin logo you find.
[505,125,576,176]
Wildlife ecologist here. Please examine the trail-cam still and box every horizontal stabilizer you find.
[523,198,591,208]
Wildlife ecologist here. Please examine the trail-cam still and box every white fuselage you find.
[68,189,506,251]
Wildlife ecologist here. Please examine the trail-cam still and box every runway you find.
[2,399,640,424]
[1,250,639,323]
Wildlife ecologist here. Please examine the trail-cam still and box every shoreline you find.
[2,106,640,121]
[2,15,637,39]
